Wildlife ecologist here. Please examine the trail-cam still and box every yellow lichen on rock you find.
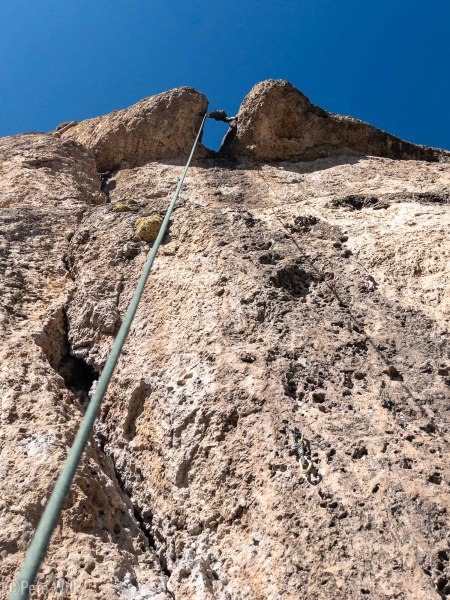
[135,215,163,242]
[114,202,131,212]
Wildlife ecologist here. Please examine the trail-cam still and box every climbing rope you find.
[9,113,208,600]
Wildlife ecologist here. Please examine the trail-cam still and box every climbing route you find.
[9,113,208,600]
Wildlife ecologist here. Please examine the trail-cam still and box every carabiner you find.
[299,456,312,475]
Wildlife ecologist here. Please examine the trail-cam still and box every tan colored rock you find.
[0,133,104,210]
[60,87,208,171]
[64,152,449,599]
[223,80,450,163]
[0,133,170,598]
[1,87,450,600]
[135,215,163,242]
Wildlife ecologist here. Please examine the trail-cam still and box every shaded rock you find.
[53,120,78,135]
[222,79,450,162]
[60,87,208,171]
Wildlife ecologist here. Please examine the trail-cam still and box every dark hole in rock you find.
[270,264,316,297]
[413,191,450,205]
[283,366,298,399]
[428,472,442,485]
[243,213,258,228]
[240,352,256,363]
[420,422,436,434]
[327,449,336,463]
[334,195,379,210]
[259,251,283,265]
[100,171,117,199]
[35,307,98,404]
[437,575,449,592]
[384,365,403,381]
[312,391,326,403]
[352,446,368,460]
[58,353,97,402]
[288,215,318,233]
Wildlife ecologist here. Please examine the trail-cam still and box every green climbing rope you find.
[9,113,207,600]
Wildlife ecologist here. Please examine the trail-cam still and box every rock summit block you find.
[60,87,208,171]
[222,79,450,162]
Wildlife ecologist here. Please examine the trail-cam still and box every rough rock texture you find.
[0,134,168,599]
[1,85,450,600]
[59,87,208,172]
[223,80,450,163]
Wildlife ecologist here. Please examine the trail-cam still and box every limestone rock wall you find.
[1,85,449,600]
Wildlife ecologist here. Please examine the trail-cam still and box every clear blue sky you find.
[1,0,449,150]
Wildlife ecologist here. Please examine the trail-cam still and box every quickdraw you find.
[291,426,312,475]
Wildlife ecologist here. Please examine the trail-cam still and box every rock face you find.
[59,87,208,172]
[223,80,450,163]
[0,133,168,598]
[1,84,450,600]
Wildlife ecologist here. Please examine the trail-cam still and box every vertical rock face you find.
[0,133,168,599]
[222,80,450,162]
[59,87,208,171]
[1,85,450,599]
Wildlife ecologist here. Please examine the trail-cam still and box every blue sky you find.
[1,0,449,150]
